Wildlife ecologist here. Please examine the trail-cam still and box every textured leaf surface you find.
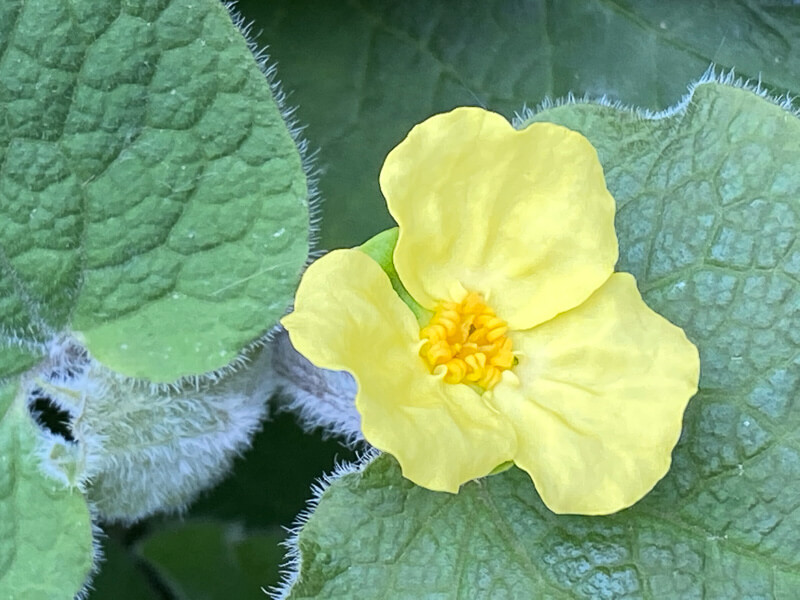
[137,521,284,600]
[280,81,800,599]
[0,0,308,382]
[0,383,93,599]
[238,0,800,249]
[1,0,308,596]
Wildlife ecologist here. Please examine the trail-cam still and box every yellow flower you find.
[282,107,700,515]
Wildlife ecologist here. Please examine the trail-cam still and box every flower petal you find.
[383,107,618,329]
[492,273,699,515]
[281,249,517,493]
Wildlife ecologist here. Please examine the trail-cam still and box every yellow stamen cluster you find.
[420,291,514,390]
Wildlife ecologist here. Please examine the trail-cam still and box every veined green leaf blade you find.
[0,0,309,383]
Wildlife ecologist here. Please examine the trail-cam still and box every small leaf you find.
[137,521,285,600]
[0,383,93,599]
[88,537,161,600]
[277,80,800,599]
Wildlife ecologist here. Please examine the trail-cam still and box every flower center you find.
[419,291,514,390]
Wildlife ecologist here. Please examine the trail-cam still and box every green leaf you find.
[137,521,285,600]
[87,537,161,600]
[1,0,309,595]
[0,0,309,382]
[238,0,800,249]
[0,383,93,599]
[277,81,800,598]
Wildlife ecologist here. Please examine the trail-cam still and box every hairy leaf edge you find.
[2,2,327,597]
[268,448,380,600]
[513,64,800,127]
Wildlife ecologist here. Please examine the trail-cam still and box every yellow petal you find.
[492,273,699,515]
[281,249,516,493]
[382,107,618,330]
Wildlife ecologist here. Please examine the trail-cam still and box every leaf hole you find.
[28,395,74,442]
